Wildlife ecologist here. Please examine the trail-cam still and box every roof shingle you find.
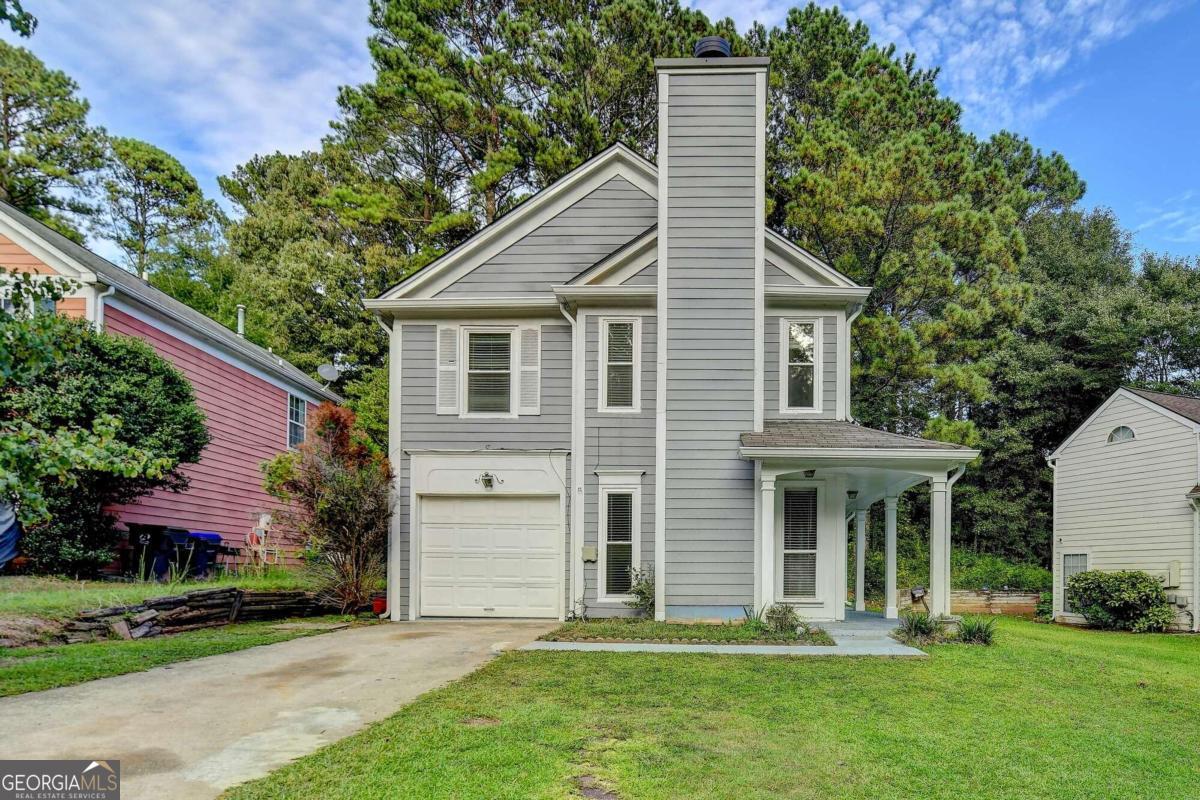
[1126,388,1200,425]
[739,420,973,451]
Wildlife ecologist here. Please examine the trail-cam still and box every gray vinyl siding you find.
[764,314,838,420]
[622,261,657,286]
[393,323,572,618]
[1053,393,1197,627]
[765,259,802,284]
[437,177,655,296]
[583,314,657,617]
[663,70,759,608]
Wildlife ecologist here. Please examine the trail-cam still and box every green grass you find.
[222,619,1200,800]
[0,615,356,696]
[0,570,316,620]
[544,618,835,645]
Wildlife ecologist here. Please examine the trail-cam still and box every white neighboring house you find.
[1049,387,1200,631]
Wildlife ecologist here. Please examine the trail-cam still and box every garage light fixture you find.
[477,472,502,490]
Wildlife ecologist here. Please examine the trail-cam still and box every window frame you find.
[1107,425,1136,444]
[1061,552,1089,614]
[598,316,641,413]
[287,395,307,450]
[777,484,821,601]
[460,326,517,419]
[597,472,642,603]
[778,317,823,415]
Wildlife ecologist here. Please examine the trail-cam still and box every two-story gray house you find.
[366,40,978,624]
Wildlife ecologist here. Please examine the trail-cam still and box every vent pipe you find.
[236,304,246,337]
[693,36,731,58]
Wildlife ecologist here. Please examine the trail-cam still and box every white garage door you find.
[419,495,561,618]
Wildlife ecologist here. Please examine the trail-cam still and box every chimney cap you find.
[693,36,731,59]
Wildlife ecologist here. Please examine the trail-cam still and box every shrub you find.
[263,404,392,613]
[764,602,800,634]
[3,311,207,575]
[895,611,948,644]
[1035,592,1053,623]
[957,615,997,645]
[1067,570,1176,632]
[741,605,768,635]
[624,566,654,616]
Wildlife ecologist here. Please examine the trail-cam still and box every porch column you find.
[760,475,776,610]
[854,509,867,612]
[884,495,898,619]
[929,478,949,616]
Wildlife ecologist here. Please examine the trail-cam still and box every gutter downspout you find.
[1047,456,1059,620]
[558,300,581,618]
[1189,496,1200,633]
[94,284,116,330]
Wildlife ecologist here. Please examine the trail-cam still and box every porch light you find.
[804,470,816,478]
[847,490,859,500]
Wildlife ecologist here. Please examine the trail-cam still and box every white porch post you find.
[884,495,898,619]
[929,478,949,616]
[854,509,867,612]
[760,475,776,610]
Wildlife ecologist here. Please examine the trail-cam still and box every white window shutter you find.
[517,325,541,415]
[436,326,459,415]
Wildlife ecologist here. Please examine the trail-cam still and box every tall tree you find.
[0,0,35,37]
[97,136,221,277]
[0,41,106,239]
[1131,253,1200,388]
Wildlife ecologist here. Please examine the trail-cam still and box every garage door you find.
[419,495,561,618]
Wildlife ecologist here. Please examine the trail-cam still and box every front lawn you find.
[222,618,1200,800]
[0,615,357,696]
[544,618,835,645]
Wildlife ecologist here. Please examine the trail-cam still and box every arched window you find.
[1108,425,1135,443]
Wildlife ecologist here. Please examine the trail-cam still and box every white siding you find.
[1053,393,1197,625]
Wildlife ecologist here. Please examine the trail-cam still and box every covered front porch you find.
[741,421,980,621]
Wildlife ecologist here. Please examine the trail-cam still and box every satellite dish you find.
[317,363,341,382]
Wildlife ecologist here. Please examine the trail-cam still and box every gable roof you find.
[740,420,974,452]
[0,201,340,403]
[1126,387,1200,424]
[1049,386,1200,460]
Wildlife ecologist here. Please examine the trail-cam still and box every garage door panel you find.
[419,495,562,618]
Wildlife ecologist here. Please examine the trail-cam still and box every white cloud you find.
[2,0,373,199]
[690,0,1186,131]
[1135,191,1200,246]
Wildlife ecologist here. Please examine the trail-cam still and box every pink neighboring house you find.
[0,201,340,564]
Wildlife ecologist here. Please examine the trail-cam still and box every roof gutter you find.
[739,446,981,461]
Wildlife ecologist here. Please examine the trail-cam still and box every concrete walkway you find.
[0,619,554,800]
[523,610,924,657]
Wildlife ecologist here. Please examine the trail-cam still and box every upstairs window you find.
[600,318,640,412]
[1107,425,1135,444]
[287,395,306,449]
[465,330,513,414]
[781,318,820,412]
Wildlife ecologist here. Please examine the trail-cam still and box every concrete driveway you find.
[0,619,554,800]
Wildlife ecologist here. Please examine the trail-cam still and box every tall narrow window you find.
[466,330,512,413]
[600,318,639,412]
[782,488,818,598]
[598,474,641,601]
[1062,553,1088,613]
[287,395,306,449]
[782,319,818,411]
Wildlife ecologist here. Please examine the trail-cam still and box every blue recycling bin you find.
[188,532,223,577]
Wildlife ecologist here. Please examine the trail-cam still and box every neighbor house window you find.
[598,473,641,600]
[1107,425,1135,443]
[465,329,513,414]
[782,487,818,598]
[1062,553,1088,613]
[600,318,640,412]
[781,318,820,412]
[287,395,306,449]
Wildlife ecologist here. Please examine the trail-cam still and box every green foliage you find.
[96,136,223,277]
[1067,570,1177,633]
[0,0,35,37]
[1035,592,1053,623]
[895,611,948,644]
[341,364,389,448]
[764,602,801,634]
[0,40,106,237]
[623,566,655,616]
[2,303,207,574]
[263,404,393,612]
[741,605,768,636]
[957,615,997,645]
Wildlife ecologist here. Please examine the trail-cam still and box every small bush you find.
[764,602,800,634]
[624,567,655,616]
[957,615,997,645]
[1035,592,1053,623]
[1067,570,1176,632]
[741,605,768,635]
[895,611,948,644]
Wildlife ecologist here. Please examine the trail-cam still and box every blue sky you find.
[5,0,1198,257]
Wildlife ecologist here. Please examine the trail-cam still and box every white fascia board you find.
[552,285,655,308]
[739,446,980,462]
[379,145,658,300]
[365,296,563,320]
[0,209,98,283]
[765,231,859,289]
[766,285,873,307]
[1048,388,1200,460]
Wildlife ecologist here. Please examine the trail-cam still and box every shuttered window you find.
[466,331,512,413]
[782,319,819,411]
[1063,553,1088,613]
[287,395,306,449]
[600,318,639,412]
[782,488,818,598]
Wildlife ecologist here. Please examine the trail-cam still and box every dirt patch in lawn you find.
[461,715,500,727]
[575,775,619,799]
